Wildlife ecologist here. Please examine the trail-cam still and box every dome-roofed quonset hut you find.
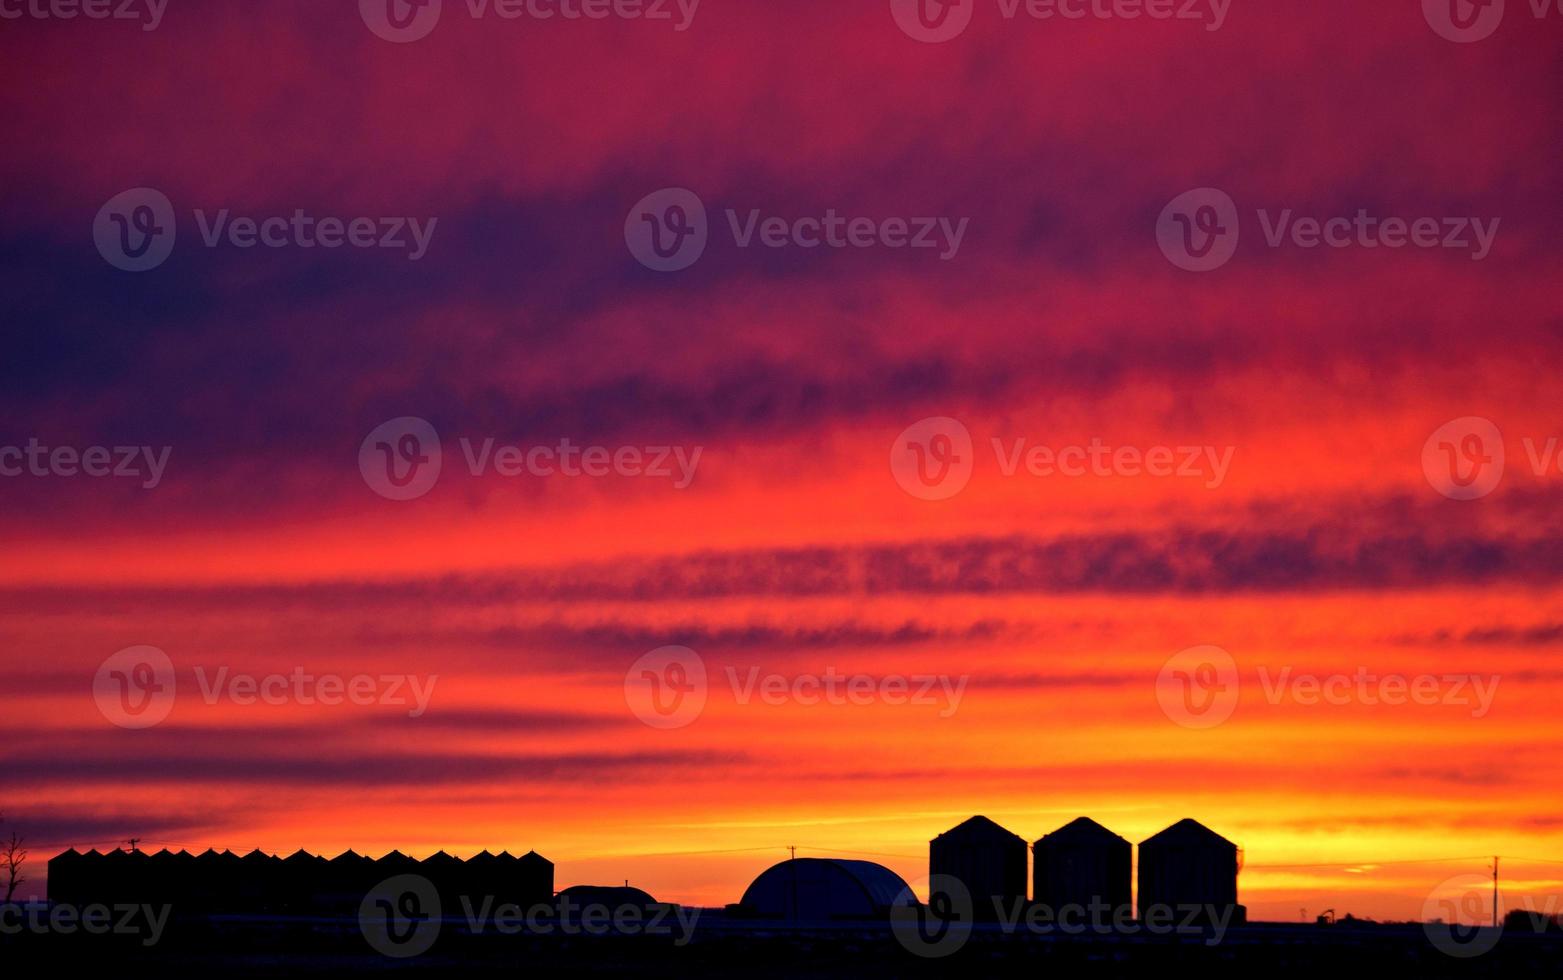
[738,858,912,921]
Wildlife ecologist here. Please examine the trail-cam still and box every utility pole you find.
[1492,856,1499,928]
[788,846,798,921]
[125,837,141,854]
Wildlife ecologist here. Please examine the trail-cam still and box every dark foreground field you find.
[2,917,1559,978]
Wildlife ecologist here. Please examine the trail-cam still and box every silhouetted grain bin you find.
[45,845,556,916]
[421,849,463,909]
[929,815,1028,919]
[323,848,374,913]
[1033,817,1132,920]
[45,848,84,905]
[739,858,912,921]
[516,849,555,906]
[1137,819,1245,925]
[281,848,327,912]
[144,848,197,908]
[237,848,281,910]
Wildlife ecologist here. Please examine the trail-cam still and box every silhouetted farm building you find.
[1033,817,1132,918]
[557,884,660,909]
[929,816,1028,919]
[1137,819,1245,924]
[48,846,553,914]
[738,858,911,921]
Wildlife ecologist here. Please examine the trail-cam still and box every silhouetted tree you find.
[0,813,24,903]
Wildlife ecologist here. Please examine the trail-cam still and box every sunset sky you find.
[3,0,1562,923]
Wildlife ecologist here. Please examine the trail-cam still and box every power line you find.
[1245,856,1495,869]
[800,845,923,860]
[1504,856,1563,866]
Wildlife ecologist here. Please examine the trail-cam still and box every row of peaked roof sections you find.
[48,847,553,914]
